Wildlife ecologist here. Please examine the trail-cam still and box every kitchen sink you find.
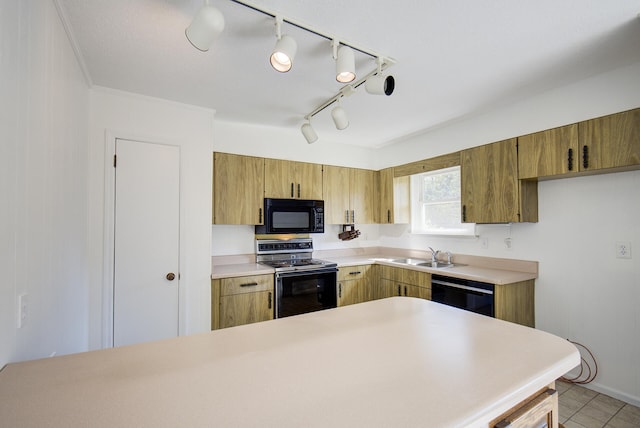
[416,261,465,269]
[389,258,429,265]
[387,258,466,269]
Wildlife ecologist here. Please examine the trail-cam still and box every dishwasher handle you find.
[431,279,494,295]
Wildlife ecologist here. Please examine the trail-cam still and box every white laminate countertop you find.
[0,298,578,428]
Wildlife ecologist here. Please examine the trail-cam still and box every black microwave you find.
[255,198,324,234]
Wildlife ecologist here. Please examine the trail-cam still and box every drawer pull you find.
[240,282,259,287]
[349,271,362,275]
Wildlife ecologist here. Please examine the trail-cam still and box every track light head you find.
[270,35,297,72]
[270,16,297,73]
[335,44,356,83]
[185,5,225,52]
[365,74,395,96]
[301,122,318,144]
[331,105,349,130]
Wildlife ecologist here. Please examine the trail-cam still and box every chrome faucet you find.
[428,247,439,262]
[446,251,453,264]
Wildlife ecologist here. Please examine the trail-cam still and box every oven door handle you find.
[275,267,338,279]
[431,279,494,295]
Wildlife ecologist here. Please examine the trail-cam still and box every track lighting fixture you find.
[333,41,356,83]
[301,121,318,144]
[331,102,349,130]
[365,74,395,95]
[270,16,297,73]
[365,58,395,95]
[185,3,225,52]
[185,1,397,145]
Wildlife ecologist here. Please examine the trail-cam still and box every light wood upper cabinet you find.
[518,124,579,179]
[323,165,351,224]
[213,152,264,225]
[323,165,378,224]
[350,168,378,224]
[378,168,410,224]
[579,108,640,172]
[264,159,323,200]
[461,138,538,223]
[518,108,640,179]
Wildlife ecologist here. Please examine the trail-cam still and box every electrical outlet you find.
[17,293,28,328]
[480,237,489,249]
[504,237,513,250]
[616,241,632,259]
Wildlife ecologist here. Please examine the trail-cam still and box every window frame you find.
[409,166,476,237]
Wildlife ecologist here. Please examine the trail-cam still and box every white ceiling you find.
[58,0,640,148]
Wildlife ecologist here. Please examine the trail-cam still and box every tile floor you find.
[557,380,640,427]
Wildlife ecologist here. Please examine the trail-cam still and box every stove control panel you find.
[256,238,313,255]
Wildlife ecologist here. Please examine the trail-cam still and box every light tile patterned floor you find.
[557,380,640,428]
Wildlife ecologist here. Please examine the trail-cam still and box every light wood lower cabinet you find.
[495,280,535,328]
[337,265,372,306]
[211,274,274,330]
[375,265,431,300]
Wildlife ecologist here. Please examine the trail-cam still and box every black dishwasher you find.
[431,274,494,317]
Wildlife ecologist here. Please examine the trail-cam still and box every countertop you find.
[0,298,578,427]
[212,252,538,285]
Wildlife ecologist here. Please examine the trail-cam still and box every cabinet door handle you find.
[567,148,574,171]
[258,208,263,224]
[297,183,301,199]
[404,286,407,296]
[462,205,467,222]
[268,291,272,309]
[349,271,361,275]
[387,209,391,223]
[345,210,349,223]
[397,285,401,296]
[582,145,589,169]
[339,283,342,298]
[351,210,355,224]
[240,282,259,287]
[290,183,294,198]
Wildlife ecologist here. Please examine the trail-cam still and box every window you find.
[410,166,475,236]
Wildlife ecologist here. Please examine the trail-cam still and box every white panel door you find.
[113,139,180,347]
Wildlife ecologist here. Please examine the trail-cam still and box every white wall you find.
[211,61,640,405]
[213,120,378,169]
[87,88,214,349]
[0,0,89,367]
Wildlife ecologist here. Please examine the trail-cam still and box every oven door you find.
[431,276,495,317]
[276,268,337,318]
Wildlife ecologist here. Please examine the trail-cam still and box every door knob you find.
[166,272,176,281]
